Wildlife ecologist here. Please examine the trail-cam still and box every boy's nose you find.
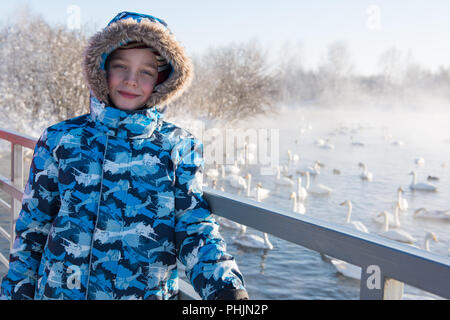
[124,73,138,87]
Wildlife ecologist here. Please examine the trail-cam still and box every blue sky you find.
[1,0,449,74]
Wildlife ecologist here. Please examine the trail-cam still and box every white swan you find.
[340,200,369,233]
[397,187,408,211]
[225,160,240,175]
[320,138,335,150]
[287,149,300,165]
[358,162,373,181]
[296,176,308,201]
[304,171,333,195]
[410,231,439,251]
[232,225,273,250]
[246,174,270,200]
[297,160,321,176]
[205,162,220,181]
[372,202,401,228]
[414,208,450,221]
[237,143,256,165]
[225,173,247,190]
[350,136,365,147]
[391,140,404,146]
[409,171,437,192]
[216,216,246,231]
[275,165,295,187]
[330,259,362,280]
[376,209,416,244]
[414,158,425,166]
[290,192,306,214]
[315,138,326,146]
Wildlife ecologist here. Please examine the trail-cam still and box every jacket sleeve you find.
[173,135,248,300]
[0,128,60,300]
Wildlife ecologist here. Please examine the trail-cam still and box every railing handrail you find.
[0,128,37,268]
[204,188,450,299]
[0,127,449,300]
[0,128,37,150]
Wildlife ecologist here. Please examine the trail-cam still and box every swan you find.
[350,136,365,147]
[225,173,247,190]
[255,183,271,201]
[376,210,416,244]
[290,192,306,214]
[237,143,256,165]
[225,160,240,175]
[320,139,335,150]
[330,259,362,280]
[332,169,341,175]
[358,162,373,181]
[397,187,408,211]
[205,162,220,181]
[320,142,334,150]
[232,225,273,250]
[296,176,308,201]
[427,175,439,181]
[315,138,326,146]
[303,171,333,195]
[246,174,270,200]
[372,202,401,228]
[216,216,246,231]
[391,140,404,146]
[409,171,437,192]
[287,149,300,165]
[297,160,322,176]
[340,200,369,233]
[414,158,425,166]
[414,208,450,221]
[275,165,295,187]
[410,231,438,251]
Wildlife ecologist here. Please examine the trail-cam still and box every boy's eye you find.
[142,70,155,76]
[112,64,126,69]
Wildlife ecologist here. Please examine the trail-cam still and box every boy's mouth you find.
[118,90,140,99]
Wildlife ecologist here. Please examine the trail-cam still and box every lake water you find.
[0,105,449,299]
[197,105,450,300]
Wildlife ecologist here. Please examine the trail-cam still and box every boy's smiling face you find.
[106,48,158,111]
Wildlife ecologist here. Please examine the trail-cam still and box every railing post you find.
[10,143,23,251]
[383,278,404,300]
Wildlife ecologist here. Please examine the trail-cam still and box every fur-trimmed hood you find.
[83,11,193,108]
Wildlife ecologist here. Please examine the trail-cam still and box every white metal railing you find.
[1,128,449,300]
[0,128,35,267]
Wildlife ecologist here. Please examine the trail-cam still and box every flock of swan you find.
[200,119,448,299]
[205,148,446,251]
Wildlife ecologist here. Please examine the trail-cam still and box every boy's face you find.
[106,48,158,111]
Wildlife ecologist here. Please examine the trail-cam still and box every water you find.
[201,105,450,300]
[0,105,449,299]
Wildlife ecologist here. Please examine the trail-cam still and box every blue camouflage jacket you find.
[0,12,247,300]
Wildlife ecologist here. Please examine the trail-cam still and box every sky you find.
[1,0,449,75]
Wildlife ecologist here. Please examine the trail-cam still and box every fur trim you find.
[83,17,193,107]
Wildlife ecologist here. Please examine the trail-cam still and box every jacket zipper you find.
[85,134,109,299]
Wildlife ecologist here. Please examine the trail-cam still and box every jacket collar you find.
[89,95,163,139]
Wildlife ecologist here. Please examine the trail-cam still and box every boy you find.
[0,11,248,300]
